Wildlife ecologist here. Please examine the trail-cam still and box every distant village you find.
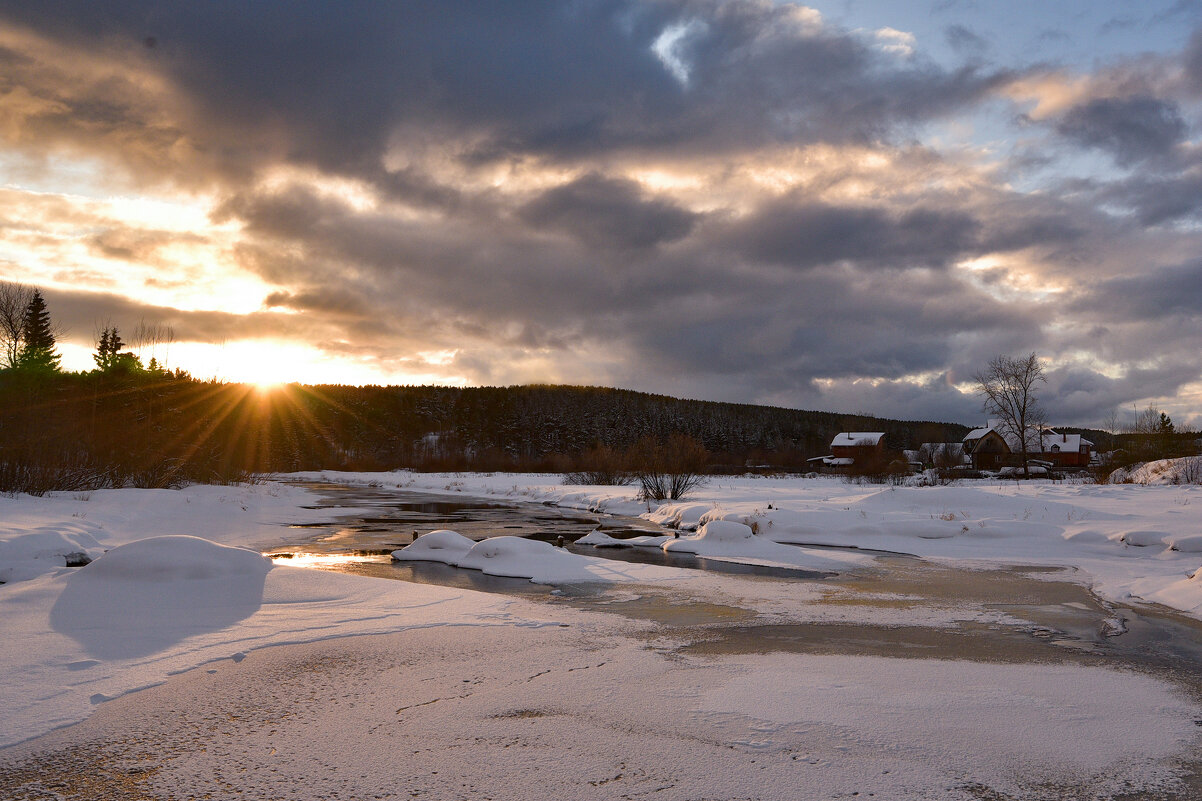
[812,421,1095,478]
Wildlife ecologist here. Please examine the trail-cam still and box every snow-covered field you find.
[4,471,1202,798]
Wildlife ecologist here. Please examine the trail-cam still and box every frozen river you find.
[5,479,1202,800]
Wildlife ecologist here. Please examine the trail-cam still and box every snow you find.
[575,529,671,548]
[0,531,571,749]
[699,652,1198,791]
[662,519,871,571]
[390,528,474,562]
[830,431,884,447]
[5,470,1202,794]
[1111,456,1202,485]
[395,531,688,584]
[291,469,1202,619]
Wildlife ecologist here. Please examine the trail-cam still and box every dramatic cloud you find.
[2,1,1202,426]
[1055,95,1187,165]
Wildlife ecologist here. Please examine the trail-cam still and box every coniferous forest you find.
[1,369,973,493]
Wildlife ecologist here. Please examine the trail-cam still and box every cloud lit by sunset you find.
[2,1,1202,425]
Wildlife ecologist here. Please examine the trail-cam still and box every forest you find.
[0,366,976,493]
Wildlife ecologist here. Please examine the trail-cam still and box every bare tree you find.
[0,281,34,369]
[973,352,1047,478]
[130,319,176,370]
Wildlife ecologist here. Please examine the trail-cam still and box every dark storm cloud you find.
[517,173,699,250]
[1078,260,1202,320]
[1055,95,1187,165]
[0,0,1016,186]
[721,200,981,270]
[1097,169,1202,225]
[1043,361,1202,423]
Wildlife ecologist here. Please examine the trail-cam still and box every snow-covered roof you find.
[823,457,855,466]
[1040,432,1093,452]
[831,432,885,448]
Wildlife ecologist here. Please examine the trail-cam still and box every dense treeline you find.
[0,370,971,492]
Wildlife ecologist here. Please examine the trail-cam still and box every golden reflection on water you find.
[267,552,390,569]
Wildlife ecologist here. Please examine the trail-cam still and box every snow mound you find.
[392,529,475,562]
[577,530,672,548]
[646,502,712,530]
[1170,534,1202,553]
[576,529,627,547]
[0,526,104,584]
[667,519,756,546]
[49,537,272,661]
[78,535,271,582]
[457,536,597,581]
[1121,530,1169,548]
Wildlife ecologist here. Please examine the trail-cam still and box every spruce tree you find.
[16,290,60,372]
[93,326,125,371]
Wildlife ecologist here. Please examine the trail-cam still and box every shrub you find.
[562,444,633,486]
[629,434,708,501]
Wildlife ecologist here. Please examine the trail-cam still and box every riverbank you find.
[290,470,1202,619]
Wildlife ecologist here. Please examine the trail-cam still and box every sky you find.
[2,1,1202,427]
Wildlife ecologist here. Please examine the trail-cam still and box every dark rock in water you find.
[63,552,92,567]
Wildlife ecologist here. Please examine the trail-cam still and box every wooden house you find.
[822,432,887,471]
[962,422,1093,470]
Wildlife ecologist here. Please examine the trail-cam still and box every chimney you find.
[1063,432,1066,442]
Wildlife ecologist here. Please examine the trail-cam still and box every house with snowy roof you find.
[962,421,1093,471]
[818,432,887,471]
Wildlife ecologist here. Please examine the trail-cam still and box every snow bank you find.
[0,482,355,587]
[49,537,272,661]
[75,535,270,581]
[1110,457,1202,485]
[663,520,872,572]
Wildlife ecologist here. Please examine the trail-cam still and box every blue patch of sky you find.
[808,1,1198,194]
[819,0,1196,71]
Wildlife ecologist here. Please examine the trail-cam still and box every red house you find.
[963,422,1093,470]
[822,432,886,470]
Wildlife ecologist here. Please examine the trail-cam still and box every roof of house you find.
[831,432,885,448]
